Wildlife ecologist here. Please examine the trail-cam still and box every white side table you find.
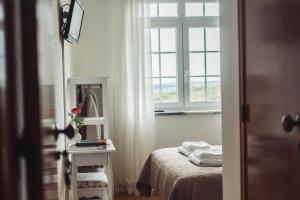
[67,139,116,200]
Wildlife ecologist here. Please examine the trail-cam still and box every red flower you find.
[71,108,81,114]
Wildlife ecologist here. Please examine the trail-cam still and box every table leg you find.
[106,153,114,200]
[71,154,78,200]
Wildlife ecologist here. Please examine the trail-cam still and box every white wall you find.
[155,114,222,148]
[71,0,116,77]
[220,0,240,200]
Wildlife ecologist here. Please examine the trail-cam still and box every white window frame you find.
[151,20,184,109]
[150,0,221,112]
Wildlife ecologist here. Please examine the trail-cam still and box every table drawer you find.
[74,154,108,166]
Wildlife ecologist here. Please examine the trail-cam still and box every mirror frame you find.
[68,77,109,139]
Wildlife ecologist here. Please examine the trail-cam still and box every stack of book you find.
[75,139,107,147]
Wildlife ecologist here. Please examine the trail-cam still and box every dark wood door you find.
[0,0,69,200]
[240,0,300,199]
[0,0,22,199]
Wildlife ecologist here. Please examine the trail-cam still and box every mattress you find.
[137,148,222,200]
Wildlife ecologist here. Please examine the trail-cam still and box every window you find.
[150,0,220,112]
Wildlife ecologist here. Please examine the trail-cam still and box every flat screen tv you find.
[63,0,84,45]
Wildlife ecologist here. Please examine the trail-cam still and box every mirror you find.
[69,77,109,141]
[76,84,103,118]
[79,124,103,140]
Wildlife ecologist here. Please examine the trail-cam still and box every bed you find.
[136,148,222,200]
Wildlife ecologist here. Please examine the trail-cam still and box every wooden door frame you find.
[1,0,22,199]
[19,0,44,199]
[238,0,248,200]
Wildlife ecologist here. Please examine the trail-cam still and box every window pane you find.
[150,3,158,17]
[207,77,221,100]
[206,52,220,75]
[161,78,177,102]
[185,3,204,17]
[161,53,177,77]
[205,3,219,16]
[152,78,160,103]
[189,28,204,51]
[160,28,176,52]
[151,28,159,52]
[159,3,178,17]
[190,77,205,102]
[189,53,205,76]
[206,27,220,51]
[152,54,160,77]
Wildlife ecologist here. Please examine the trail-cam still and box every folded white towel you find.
[182,141,211,152]
[178,146,191,156]
[178,141,212,156]
[189,153,222,167]
[193,145,222,160]
[178,141,210,156]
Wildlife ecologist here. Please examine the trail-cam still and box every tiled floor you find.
[115,194,159,200]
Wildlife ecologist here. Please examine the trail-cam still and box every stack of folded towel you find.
[178,141,211,156]
[178,141,222,167]
[189,145,222,167]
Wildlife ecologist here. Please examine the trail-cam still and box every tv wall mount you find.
[61,4,70,35]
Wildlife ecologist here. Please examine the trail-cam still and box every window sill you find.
[154,110,221,116]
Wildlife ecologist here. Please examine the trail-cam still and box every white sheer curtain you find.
[111,0,155,196]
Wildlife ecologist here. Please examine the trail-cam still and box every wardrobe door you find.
[37,0,69,200]
[24,0,72,199]
[1,0,70,199]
